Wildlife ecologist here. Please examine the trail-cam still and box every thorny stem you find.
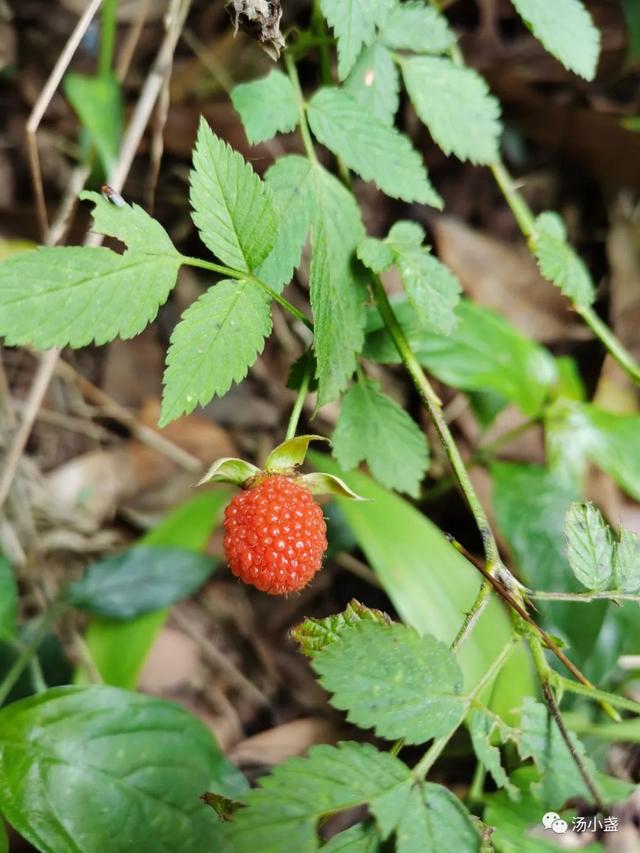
[285,51,318,164]
[285,357,312,440]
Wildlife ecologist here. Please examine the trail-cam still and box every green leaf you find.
[511,0,600,80]
[519,697,595,807]
[403,57,502,164]
[357,237,394,273]
[190,119,277,272]
[160,279,272,425]
[0,685,246,853]
[575,403,640,501]
[533,212,594,307]
[387,221,425,248]
[564,502,615,591]
[0,818,6,853]
[333,380,429,497]
[291,599,392,657]
[64,72,122,172]
[82,490,229,689]
[365,299,557,416]
[223,742,412,851]
[382,2,455,54]
[345,42,399,125]
[66,546,218,619]
[469,710,518,799]
[80,190,180,255]
[320,0,395,80]
[614,527,640,594]
[264,434,329,471]
[309,165,368,404]
[0,556,17,640]
[324,822,381,852]
[307,88,442,207]
[312,621,465,743]
[396,783,481,853]
[231,70,298,144]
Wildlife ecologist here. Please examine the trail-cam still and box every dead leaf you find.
[230,718,339,767]
[225,0,285,60]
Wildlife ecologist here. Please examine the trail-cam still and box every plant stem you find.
[0,604,65,706]
[312,0,332,85]
[413,733,454,780]
[529,589,640,603]
[557,675,640,716]
[285,357,312,440]
[285,51,318,164]
[577,305,640,385]
[99,0,119,79]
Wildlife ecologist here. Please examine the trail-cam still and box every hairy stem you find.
[285,357,312,440]
[557,675,640,716]
[529,589,640,603]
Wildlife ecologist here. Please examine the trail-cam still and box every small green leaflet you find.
[332,381,429,497]
[291,599,393,657]
[223,742,413,852]
[615,528,640,594]
[231,70,299,145]
[307,88,442,207]
[159,279,272,425]
[323,822,381,852]
[511,0,600,80]
[0,195,182,348]
[564,502,614,592]
[382,2,455,54]
[403,57,502,164]
[395,784,481,853]
[345,42,400,126]
[320,0,395,80]
[190,118,277,272]
[533,212,594,307]
[312,621,465,744]
[469,710,518,800]
[357,237,394,273]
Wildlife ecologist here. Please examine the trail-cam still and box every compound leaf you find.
[231,70,299,144]
[345,42,399,125]
[320,0,395,79]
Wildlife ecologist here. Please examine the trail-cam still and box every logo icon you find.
[542,812,568,834]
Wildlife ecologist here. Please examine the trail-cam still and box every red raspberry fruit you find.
[223,475,328,595]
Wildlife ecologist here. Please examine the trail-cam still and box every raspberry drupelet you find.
[223,474,328,595]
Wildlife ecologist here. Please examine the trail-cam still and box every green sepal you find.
[264,435,330,472]
[298,472,367,501]
[198,458,260,486]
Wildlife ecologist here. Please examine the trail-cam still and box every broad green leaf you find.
[309,164,368,404]
[332,380,429,496]
[312,621,465,743]
[382,2,455,54]
[223,742,412,851]
[403,57,502,164]
[307,88,442,207]
[469,710,518,799]
[0,557,17,640]
[519,698,596,807]
[345,42,399,125]
[190,119,277,272]
[365,299,557,416]
[533,212,594,307]
[309,453,534,715]
[396,783,481,853]
[67,546,218,619]
[0,685,246,853]
[159,279,271,425]
[80,190,179,255]
[324,822,381,852]
[231,70,298,144]
[64,72,122,172]
[82,490,228,689]
[565,502,614,591]
[259,155,315,292]
[291,599,392,657]
[320,0,395,79]
[0,243,181,349]
[357,237,394,273]
[614,527,640,594]
[511,0,600,80]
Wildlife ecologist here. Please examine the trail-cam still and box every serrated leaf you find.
[66,546,218,619]
[308,88,442,207]
[190,118,277,272]
[333,381,429,497]
[565,502,615,591]
[519,697,596,807]
[312,621,465,744]
[396,784,481,853]
[345,42,399,125]
[511,0,600,80]
[291,599,392,657]
[357,237,394,273]
[198,458,260,486]
[259,155,315,292]
[223,742,412,851]
[320,0,395,80]
[309,165,368,405]
[160,280,271,425]
[533,212,594,307]
[231,70,298,145]
[0,556,17,640]
[0,244,180,348]
[382,2,455,54]
[403,56,502,164]
[469,710,518,799]
[324,822,381,852]
[614,527,640,594]
[80,191,179,254]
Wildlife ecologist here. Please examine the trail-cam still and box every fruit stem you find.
[286,356,313,440]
